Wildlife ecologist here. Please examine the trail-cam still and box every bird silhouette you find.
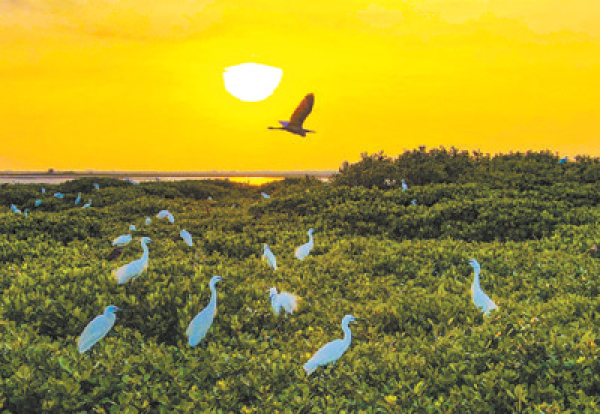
[268,93,315,137]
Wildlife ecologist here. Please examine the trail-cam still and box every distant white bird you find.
[208,196,213,201]
[54,193,64,198]
[295,228,315,260]
[304,315,359,375]
[125,177,138,184]
[268,287,300,316]
[41,187,46,194]
[74,192,81,205]
[268,93,315,137]
[186,276,225,346]
[23,209,28,217]
[262,244,277,271]
[112,234,132,247]
[145,217,152,225]
[77,305,122,353]
[469,259,498,316]
[94,183,100,190]
[559,156,568,164]
[10,204,21,214]
[411,199,417,206]
[180,229,193,246]
[113,237,152,285]
[82,200,92,208]
[156,210,175,223]
[261,192,271,199]
[401,179,408,191]
[35,200,42,207]
[129,225,136,231]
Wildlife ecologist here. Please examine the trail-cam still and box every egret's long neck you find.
[341,322,352,348]
[308,233,314,247]
[208,283,218,311]
[141,241,150,261]
[472,270,481,290]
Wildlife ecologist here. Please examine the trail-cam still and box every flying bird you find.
[304,315,359,375]
[113,237,152,285]
[469,259,498,316]
[77,305,122,353]
[268,93,315,137]
[186,276,225,346]
[268,287,300,316]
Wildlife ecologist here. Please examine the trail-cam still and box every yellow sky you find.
[1,0,599,171]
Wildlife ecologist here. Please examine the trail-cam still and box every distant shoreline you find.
[0,170,336,178]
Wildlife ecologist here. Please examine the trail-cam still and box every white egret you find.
[23,209,29,217]
[77,305,122,353]
[113,237,152,285]
[82,200,92,208]
[41,187,45,194]
[261,192,271,199]
[10,204,21,214]
[112,234,132,246]
[75,192,81,205]
[268,287,300,316]
[411,199,417,206]
[54,193,64,198]
[180,229,193,246]
[125,177,138,184]
[469,259,498,316]
[304,315,359,375]
[559,156,568,164]
[35,200,42,207]
[401,179,408,191]
[129,225,136,231]
[186,276,225,346]
[157,210,175,223]
[295,228,315,260]
[262,244,277,271]
[145,217,152,225]
[208,196,213,201]
[94,183,100,190]
[268,93,315,137]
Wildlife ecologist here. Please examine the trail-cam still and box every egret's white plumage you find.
[129,225,136,231]
[304,315,358,375]
[411,199,417,206]
[94,183,100,190]
[180,229,193,246]
[10,204,21,214]
[35,200,42,207]
[113,237,152,285]
[559,156,568,164]
[262,244,277,271]
[145,217,152,225]
[23,209,28,217]
[401,179,408,191]
[41,187,45,194]
[469,259,498,316]
[82,200,92,208]
[75,192,81,205]
[261,192,270,199]
[186,276,225,346]
[112,234,132,246]
[157,210,175,223]
[269,287,300,316]
[295,228,315,260]
[54,193,64,198]
[77,305,121,353]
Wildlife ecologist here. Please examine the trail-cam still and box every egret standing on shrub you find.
[295,228,315,260]
[186,276,225,346]
[401,179,408,191]
[10,204,21,214]
[75,192,81,205]
[262,244,277,271]
[78,305,122,353]
[35,200,42,207]
[180,229,193,246]
[268,93,315,137]
[304,315,359,375]
[469,259,498,316]
[113,237,152,285]
[83,200,92,208]
[268,287,300,316]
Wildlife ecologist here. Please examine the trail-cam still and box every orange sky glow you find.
[1,0,599,171]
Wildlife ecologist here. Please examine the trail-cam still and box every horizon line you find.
[0,170,338,178]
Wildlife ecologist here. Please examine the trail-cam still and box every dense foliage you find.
[1,150,600,413]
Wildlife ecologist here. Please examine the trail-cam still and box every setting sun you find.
[223,63,283,102]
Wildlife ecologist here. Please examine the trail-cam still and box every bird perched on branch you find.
[268,93,315,137]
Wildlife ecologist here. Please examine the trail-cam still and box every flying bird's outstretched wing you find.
[288,93,314,127]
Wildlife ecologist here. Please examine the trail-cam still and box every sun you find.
[223,63,283,102]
